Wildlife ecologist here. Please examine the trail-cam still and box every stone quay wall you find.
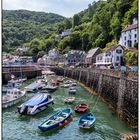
[2,65,42,84]
[51,67,138,128]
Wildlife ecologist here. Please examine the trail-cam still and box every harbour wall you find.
[51,67,138,128]
[2,65,42,84]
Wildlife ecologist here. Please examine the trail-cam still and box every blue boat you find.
[17,93,54,115]
[38,108,72,132]
[78,113,96,129]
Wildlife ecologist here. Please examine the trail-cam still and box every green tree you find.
[63,18,72,29]
[72,14,80,28]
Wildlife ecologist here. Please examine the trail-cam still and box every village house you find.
[85,47,102,66]
[65,50,86,66]
[61,29,71,38]
[96,44,124,68]
[119,18,138,48]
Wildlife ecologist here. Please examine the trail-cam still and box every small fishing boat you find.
[61,83,71,88]
[41,84,58,92]
[17,93,54,115]
[38,108,72,132]
[2,88,26,108]
[69,86,76,94]
[24,81,45,92]
[64,96,75,104]
[74,103,88,113]
[78,113,96,129]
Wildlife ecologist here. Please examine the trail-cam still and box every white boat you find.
[24,81,45,92]
[2,88,26,108]
[69,86,76,94]
[17,93,54,115]
[41,84,58,92]
[61,83,71,88]
[64,96,75,104]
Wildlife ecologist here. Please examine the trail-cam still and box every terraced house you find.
[96,44,124,68]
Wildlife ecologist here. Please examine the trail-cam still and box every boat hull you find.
[78,113,96,129]
[2,92,26,109]
[38,109,72,132]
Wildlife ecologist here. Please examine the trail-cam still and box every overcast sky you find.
[3,0,98,17]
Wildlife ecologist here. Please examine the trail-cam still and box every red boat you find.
[74,103,88,113]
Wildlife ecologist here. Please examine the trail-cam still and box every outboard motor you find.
[19,106,28,115]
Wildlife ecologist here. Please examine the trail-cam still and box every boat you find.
[61,83,71,88]
[38,108,72,132]
[41,84,58,92]
[64,96,75,104]
[74,103,88,113]
[24,81,45,92]
[2,88,26,108]
[57,76,65,82]
[69,86,76,94]
[17,93,54,115]
[78,113,96,129]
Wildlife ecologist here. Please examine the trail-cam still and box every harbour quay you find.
[51,67,138,129]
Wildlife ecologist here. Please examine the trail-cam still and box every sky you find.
[3,0,98,17]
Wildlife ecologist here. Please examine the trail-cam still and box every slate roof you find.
[86,48,100,58]
[122,24,138,32]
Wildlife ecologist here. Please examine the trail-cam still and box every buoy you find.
[70,115,73,121]
[59,123,62,127]
[64,120,68,125]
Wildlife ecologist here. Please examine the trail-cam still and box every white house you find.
[96,44,124,68]
[119,18,138,48]
[61,29,71,38]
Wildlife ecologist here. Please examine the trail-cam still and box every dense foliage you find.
[2,0,138,65]
[2,10,64,52]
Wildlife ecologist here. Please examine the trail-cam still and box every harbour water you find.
[2,78,134,140]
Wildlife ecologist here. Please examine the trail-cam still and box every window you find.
[129,35,131,39]
[116,49,122,54]
[116,56,119,61]
[134,34,137,38]
[124,42,126,45]
[135,40,137,43]
[124,36,126,40]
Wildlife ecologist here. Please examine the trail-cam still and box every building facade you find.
[85,47,102,66]
[96,44,124,68]
[65,50,86,66]
[119,18,138,48]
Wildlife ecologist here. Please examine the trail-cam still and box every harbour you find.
[2,76,136,140]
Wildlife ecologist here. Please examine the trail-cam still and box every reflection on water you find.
[3,77,134,140]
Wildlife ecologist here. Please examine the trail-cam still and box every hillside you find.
[2,10,65,52]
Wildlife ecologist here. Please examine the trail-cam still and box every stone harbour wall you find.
[51,67,138,128]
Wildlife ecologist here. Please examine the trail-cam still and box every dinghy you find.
[38,108,72,132]
[17,93,54,115]
[64,96,75,104]
[69,86,76,94]
[78,113,96,129]
[74,103,88,113]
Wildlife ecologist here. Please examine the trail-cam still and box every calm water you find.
[3,78,133,140]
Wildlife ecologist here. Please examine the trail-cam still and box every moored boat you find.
[38,108,72,132]
[41,84,58,92]
[69,86,76,94]
[78,113,96,129]
[2,88,26,108]
[74,103,88,113]
[64,96,75,104]
[17,93,54,115]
